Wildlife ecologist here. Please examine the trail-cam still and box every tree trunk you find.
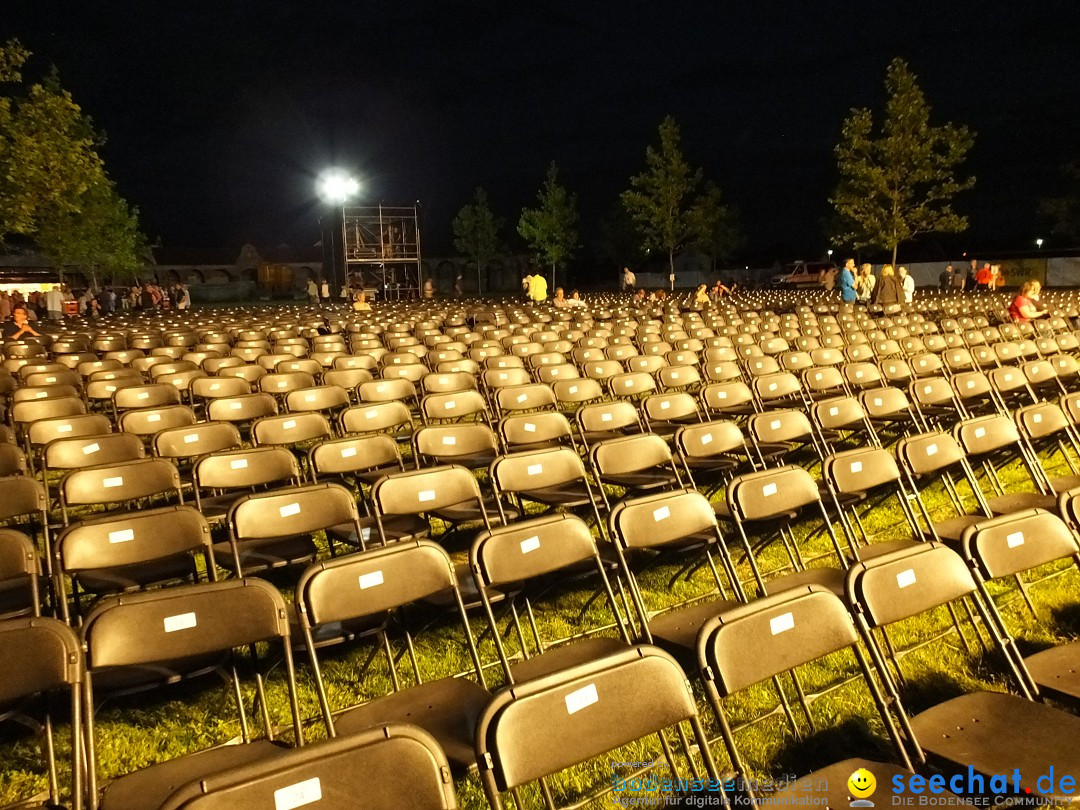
[551,261,556,289]
[668,249,675,291]
[476,260,482,296]
[891,243,898,267]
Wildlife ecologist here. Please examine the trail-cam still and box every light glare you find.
[318,171,359,203]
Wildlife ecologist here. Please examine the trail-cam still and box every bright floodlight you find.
[1036,238,1044,248]
[318,171,359,203]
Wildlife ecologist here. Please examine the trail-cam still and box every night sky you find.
[4,1,1079,269]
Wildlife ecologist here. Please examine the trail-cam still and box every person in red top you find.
[974,262,993,291]
[1009,280,1046,323]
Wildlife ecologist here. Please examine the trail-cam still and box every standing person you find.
[306,278,319,305]
[0,292,10,322]
[857,264,876,302]
[521,274,532,300]
[2,305,41,340]
[837,258,857,303]
[1009,281,1046,323]
[621,267,636,291]
[320,278,330,302]
[939,265,954,290]
[45,285,63,320]
[823,267,837,293]
[966,259,978,291]
[527,273,548,302]
[951,267,966,292]
[177,284,191,311]
[974,262,992,291]
[899,266,915,303]
[872,265,902,305]
[101,287,116,315]
[453,273,464,298]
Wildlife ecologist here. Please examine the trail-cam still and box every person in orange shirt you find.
[974,262,993,291]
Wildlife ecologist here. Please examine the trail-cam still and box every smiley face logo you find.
[848,768,877,804]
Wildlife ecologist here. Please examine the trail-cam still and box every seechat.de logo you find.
[849,768,877,807]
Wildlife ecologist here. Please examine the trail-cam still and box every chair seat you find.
[518,483,593,509]
[431,497,516,525]
[760,566,846,598]
[100,740,289,810]
[1049,474,1080,494]
[646,597,741,655]
[212,536,317,574]
[333,676,490,773]
[854,539,921,561]
[926,514,983,542]
[909,690,1080,798]
[75,554,196,595]
[985,492,1057,515]
[509,637,631,683]
[1024,642,1080,703]
[326,515,428,547]
[769,758,966,807]
[423,562,510,611]
[600,470,680,491]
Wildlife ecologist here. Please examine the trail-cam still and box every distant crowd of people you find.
[0,282,191,328]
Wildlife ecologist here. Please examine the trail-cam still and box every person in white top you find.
[45,285,64,320]
[622,267,636,290]
[898,266,915,303]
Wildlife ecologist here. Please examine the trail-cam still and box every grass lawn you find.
[1,446,1078,809]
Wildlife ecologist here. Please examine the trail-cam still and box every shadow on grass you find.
[1050,602,1080,637]
[768,717,894,778]
[896,671,970,715]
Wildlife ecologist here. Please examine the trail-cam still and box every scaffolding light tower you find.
[342,203,423,300]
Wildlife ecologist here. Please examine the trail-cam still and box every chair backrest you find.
[610,489,718,550]
[475,645,704,795]
[413,423,498,464]
[954,415,1020,457]
[896,431,965,476]
[58,505,211,576]
[748,409,813,444]
[194,447,300,491]
[591,433,673,477]
[230,483,360,541]
[674,420,748,459]
[371,465,483,516]
[207,393,279,423]
[252,412,333,447]
[497,411,574,449]
[340,400,413,435]
[284,385,350,413]
[297,539,457,626]
[489,446,590,494]
[575,400,641,434]
[1014,402,1070,441]
[0,529,41,617]
[824,447,902,494]
[44,433,146,472]
[113,383,181,411]
[309,434,402,478]
[156,724,457,810]
[471,513,601,589]
[846,542,977,628]
[699,585,859,697]
[727,465,820,521]
[61,457,181,509]
[119,405,198,436]
[963,509,1080,581]
[0,475,47,523]
[153,422,243,460]
[0,616,82,705]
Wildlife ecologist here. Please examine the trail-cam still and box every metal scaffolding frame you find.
[342,204,422,300]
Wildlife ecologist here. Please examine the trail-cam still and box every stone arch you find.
[205,268,231,285]
[184,268,205,284]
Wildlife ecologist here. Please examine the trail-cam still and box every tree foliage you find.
[621,116,702,278]
[517,162,578,285]
[452,187,502,294]
[1038,161,1080,243]
[36,177,147,286]
[830,58,975,265]
[0,41,108,242]
[687,182,744,271]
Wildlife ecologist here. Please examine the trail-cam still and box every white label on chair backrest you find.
[359,570,384,589]
[660,400,671,410]
[815,372,823,381]
[365,408,378,419]
[768,419,781,431]
[498,373,508,380]
[103,476,123,488]
[138,392,150,400]
[568,385,578,394]
[624,379,633,388]
[1004,374,1013,382]
[974,427,985,439]
[83,443,100,455]
[770,612,795,635]
[600,412,613,422]
[163,612,197,633]
[716,390,727,399]
[768,383,777,391]
[850,461,863,474]
[418,489,436,502]
[146,413,161,423]
[896,568,917,589]
[279,502,300,517]
[925,443,938,456]
[210,383,221,391]
[517,393,528,403]
[35,390,48,398]
[564,683,598,715]
[304,394,316,402]
[855,370,864,378]
[700,432,713,445]
[671,372,680,379]
[444,400,456,410]
[966,380,975,389]
[182,432,200,444]
[924,385,933,394]
[527,464,543,476]
[279,419,294,430]
[45,376,56,383]
[340,446,357,458]
[829,406,839,417]
[230,458,248,469]
[376,383,387,392]
[873,397,883,407]
[274,777,322,810]
[439,376,448,384]
[109,529,135,544]
[442,435,457,446]
[763,483,777,497]
[230,402,242,410]
[58,423,73,433]
[106,385,117,392]
[520,536,540,554]
[523,422,537,433]
[653,505,670,522]
[1033,413,1043,424]
[1006,531,1025,548]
